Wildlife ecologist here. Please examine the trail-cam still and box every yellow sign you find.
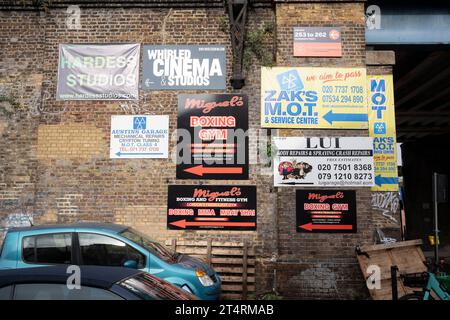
[261,67,368,129]
[367,75,398,191]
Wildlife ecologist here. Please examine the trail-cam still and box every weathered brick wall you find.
[0,10,44,235]
[0,5,278,268]
[265,2,372,299]
[0,1,397,299]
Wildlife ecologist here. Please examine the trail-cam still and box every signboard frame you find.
[110,115,169,159]
[167,185,257,231]
[176,94,249,180]
[261,67,368,129]
[296,189,357,233]
[57,43,140,101]
[142,45,226,91]
[273,136,375,187]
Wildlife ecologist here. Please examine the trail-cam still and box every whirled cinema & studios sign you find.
[57,44,140,100]
[142,45,226,90]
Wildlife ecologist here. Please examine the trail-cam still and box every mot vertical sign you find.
[367,75,399,191]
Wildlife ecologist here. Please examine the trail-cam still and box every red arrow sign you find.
[170,219,255,229]
[183,165,243,177]
[299,223,353,231]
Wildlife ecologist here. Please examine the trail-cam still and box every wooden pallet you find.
[165,239,255,299]
[356,239,427,300]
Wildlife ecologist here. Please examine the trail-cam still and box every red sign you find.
[176,94,249,180]
[296,190,357,233]
[293,27,342,57]
[167,185,257,231]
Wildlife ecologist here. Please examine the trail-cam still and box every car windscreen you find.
[120,228,178,264]
[118,273,196,300]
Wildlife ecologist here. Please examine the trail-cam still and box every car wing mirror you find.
[123,260,138,269]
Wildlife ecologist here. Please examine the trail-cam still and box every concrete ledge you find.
[366,50,396,66]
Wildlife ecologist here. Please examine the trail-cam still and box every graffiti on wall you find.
[1,213,33,229]
[371,191,400,224]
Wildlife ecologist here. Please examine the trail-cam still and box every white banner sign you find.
[57,44,140,100]
[273,137,375,187]
[110,115,169,159]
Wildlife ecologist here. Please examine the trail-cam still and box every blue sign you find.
[276,69,304,91]
[133,117,146,130]
[374,122,386,134]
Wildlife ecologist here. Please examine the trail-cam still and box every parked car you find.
[0,223,221,300]
[0,265,197,300]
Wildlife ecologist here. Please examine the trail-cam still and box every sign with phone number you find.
[261,67,368,129]
[273,137,375,187]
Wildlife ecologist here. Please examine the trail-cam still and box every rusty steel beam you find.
[226,0,248,89]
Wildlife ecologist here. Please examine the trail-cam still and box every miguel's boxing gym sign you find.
[176,94,249,180]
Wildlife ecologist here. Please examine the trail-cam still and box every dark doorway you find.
[393,49,450,258]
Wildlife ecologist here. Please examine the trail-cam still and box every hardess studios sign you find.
[57,44,140,100]
[142,45,226,90]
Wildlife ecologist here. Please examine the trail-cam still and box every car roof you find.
[7,222,127,233]
[0,266,142,289]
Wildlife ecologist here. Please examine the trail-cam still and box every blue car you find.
[0,223,221,300]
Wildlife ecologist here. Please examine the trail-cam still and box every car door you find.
[76,233,146,269]
[17,232,74,268]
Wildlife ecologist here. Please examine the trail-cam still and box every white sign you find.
[273,137,375,187]
[57,44,140,100]
[110,115,169,159]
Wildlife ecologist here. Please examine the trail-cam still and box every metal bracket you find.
[226,0,248,89]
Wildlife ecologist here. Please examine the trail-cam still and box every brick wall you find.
[0,4,277,268]
[265,2,372,299]
[0,1,397,299]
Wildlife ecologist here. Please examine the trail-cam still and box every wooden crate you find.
[356,239,427,300]
[166,239,255,300]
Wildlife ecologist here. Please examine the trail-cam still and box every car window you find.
[22,233,72,264]
[78,233,145,268]
[0,286,13,300]
[13,284,123,300]
[121,228,178,264]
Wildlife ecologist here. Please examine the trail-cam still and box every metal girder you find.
[396,126,450,133]
[226,0,248,89]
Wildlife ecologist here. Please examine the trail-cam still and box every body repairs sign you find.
[57,44,140,100]
[142,45,226,90]
[261,67,368,129]
[273,137,375,187]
